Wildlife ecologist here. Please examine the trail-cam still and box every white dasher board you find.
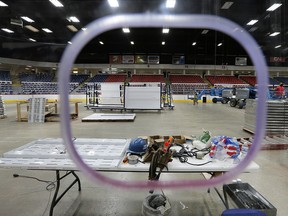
[82,113,136,122]
[4,138,130,160]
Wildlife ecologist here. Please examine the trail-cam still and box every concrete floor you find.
[0,102,287,216]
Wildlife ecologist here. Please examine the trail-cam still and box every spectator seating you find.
[130,75,165,82]
[21,82,78,94]
[70,74,89,83]
[273,77,288,85]
[268,78,280,86]
[0,70,11,81]
[240,76,256,86]
[105,75,126,82]
[171,83,209,94]
[169,75,204,83]
[89,74,109,83]
[205,75,246,85]
[19,72,53,82]
[0,81,13,94]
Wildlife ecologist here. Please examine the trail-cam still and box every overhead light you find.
[0,1,8,7]
[81,28,87,31]
[25,25,39,32]
[28,38,36,42]
[42,28,53,33]
[267,3,282,11]
[217,43,223,47]
[162,28,169,33]
[192,42,196,46]
[221,1,234,9]
[201,30,209,34]
[269,32,280,36]
[275,45,281,48]
[166,0,176,8]
[67,25,78,32]
[21,16,34,23]
[130,41,134,45]
[68,16,80,22]
[68,41,72,44]
[162,41,165,45]
[122,28,130,33]
[108,0,119,7]
[49,0,64,7]
[99,41,104,45]
[247,20,258,25]
[1,28,14,33]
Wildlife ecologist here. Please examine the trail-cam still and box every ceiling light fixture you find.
[25,25,39,32]
[68,41,72,44]
[275,45,281,48]
[192,42,196,46]
[49,0,64,7]
[99,41,104,45]
[166,0,176,8]
[130,41,134,45]
[247,20,258,25]
[0,1,8,7]
[81,28,87,31]
[217,43,223,47]
[28,38,36,42]
[201,30,209,34]
[267,3,282,11]
[269,32,280,36]
[162,28,169,33]
[21,16,34,23]
[162,41,165,45]
[67,25,78,32]
[108,0,119,7]
[68,16,80,22]
[122,28,130,33]
[221,1,234,9]
[42,28,53,33]
[1,28,14,33]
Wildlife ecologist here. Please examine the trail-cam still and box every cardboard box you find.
[154,138,164,145]
[172,135,186,144]
[149,135,162,145]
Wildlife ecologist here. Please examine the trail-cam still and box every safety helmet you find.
[127,138,148,155]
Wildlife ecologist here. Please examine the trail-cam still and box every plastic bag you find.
[209,136,240,160]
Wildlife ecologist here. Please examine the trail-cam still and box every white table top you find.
[0,138,259,172]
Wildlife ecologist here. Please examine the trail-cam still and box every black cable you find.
[13,174,57,216]
[171,144,211,166]
[13,174,56,191]
[185,160,213,166]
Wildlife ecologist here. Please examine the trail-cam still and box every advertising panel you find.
[109,55,122,64]
[148,55,160,64]
[172,55,185,64]
[122,55,135,64]
[135,55,148,64]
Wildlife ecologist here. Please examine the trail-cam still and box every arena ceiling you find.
[0,0,287,66]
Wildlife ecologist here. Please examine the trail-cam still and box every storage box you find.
[172,135,186,144]
[223,183,277,216]
[148,135,162,145]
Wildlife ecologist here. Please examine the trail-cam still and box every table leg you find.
[205,172,229,209]
[49,170,81,216]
